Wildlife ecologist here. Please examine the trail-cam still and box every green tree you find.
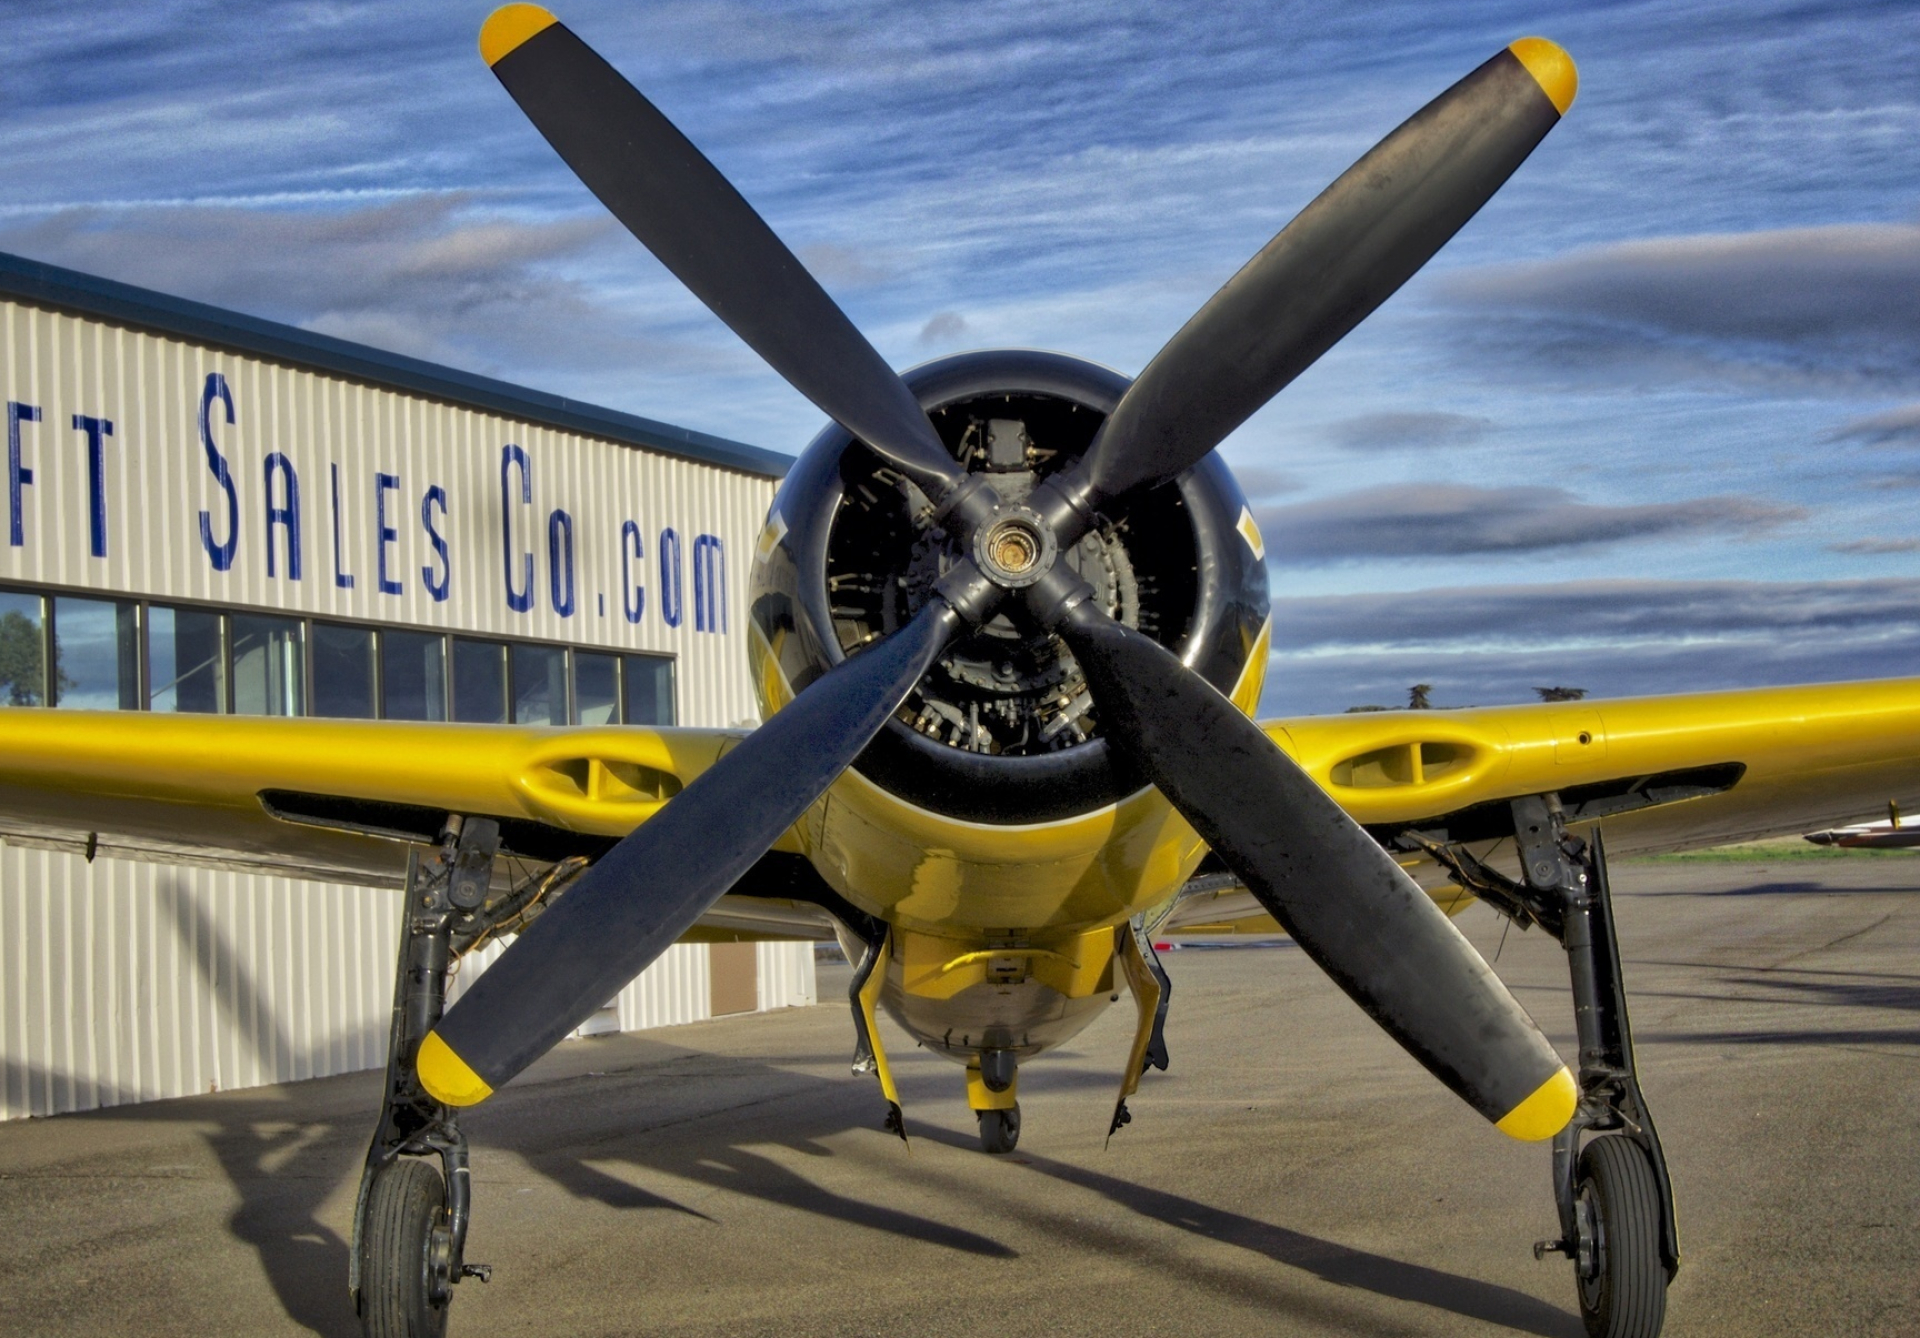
[0,610,44,705]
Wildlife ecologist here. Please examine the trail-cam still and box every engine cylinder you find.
[749,349,1270,828]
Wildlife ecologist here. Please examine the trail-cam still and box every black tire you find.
[978,1104,1021,1154]
[1575,1136,1667,1338]
[358,1157,452,1338]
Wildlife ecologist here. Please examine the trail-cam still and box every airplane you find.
[6,8,1920,1338]
[1805,802,1920,849]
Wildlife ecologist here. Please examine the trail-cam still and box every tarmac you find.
[2,852,1916,1337]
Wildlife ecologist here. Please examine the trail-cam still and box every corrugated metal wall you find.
[0,288,819,1121]
[0,832,819,1122]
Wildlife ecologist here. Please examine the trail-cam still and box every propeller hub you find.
[973,506,1057,589]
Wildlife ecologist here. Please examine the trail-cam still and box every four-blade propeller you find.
[420,3,1580,1142]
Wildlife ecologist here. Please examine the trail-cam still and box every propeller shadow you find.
[164,881,361,1338]
[912,1122,1583,1338]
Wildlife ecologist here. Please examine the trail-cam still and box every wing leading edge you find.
[1154,676,1920,935]
[1,675,1916,924]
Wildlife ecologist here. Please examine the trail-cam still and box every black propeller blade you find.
[1077,39,1575,507]
[478,5,963,500]
[1052,598,1575,1137]
[418,598,962,1105]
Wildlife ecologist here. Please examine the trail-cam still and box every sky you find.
[4,0,1919,716]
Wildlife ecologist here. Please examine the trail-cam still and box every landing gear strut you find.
[1420,796,1678,1338]
[351,818,578,1337]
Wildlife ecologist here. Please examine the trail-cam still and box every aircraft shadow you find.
[166,887,363,1338]
[1639,879,1920,898]
[476,1065,1018,1258]
[913,1121,1584,1338]
[0,1056,362,1338]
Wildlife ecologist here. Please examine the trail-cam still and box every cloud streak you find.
[1826,403,1920,445]
[1255,484,1803,563]
[1264,577,1920,714]
[1321,411,1493,452]
[1439,223,1920,392]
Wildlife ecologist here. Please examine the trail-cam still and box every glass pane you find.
[0,590,44,706]
[622,654,675,726]
[512,643,567,725]
[573,652,618,725]
[149,606,225,713]
[51,596,137,710]
[452,638,507,724]
[311,622,375,719]
[231,614,304,717]
[382,631,447,722]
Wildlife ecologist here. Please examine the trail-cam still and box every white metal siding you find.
[0,297,771,720]
[0,840,818,1120]
[757,941,819,1013]
[0,292,818,1121]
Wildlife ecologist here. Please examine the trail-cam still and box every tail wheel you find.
[978,1104,1021,1154]
[358,1157,453,1338]
[1575,1136,1668,1338]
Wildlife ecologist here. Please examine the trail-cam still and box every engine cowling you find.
[749,349,1271,830]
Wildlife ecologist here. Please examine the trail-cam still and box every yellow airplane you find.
[5,10,1918,1338]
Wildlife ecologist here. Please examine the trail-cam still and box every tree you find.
[1408,683,1432,710]
[0,611,44,706]
[1534,686,1588,702]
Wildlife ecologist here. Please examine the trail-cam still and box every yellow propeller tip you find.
[1508,37,1578,115]
[1494,1065,1578,1141]
[480,4,558,66]
[416,1031,495,1106]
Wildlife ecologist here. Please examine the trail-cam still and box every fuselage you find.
[748,350,1270,1065]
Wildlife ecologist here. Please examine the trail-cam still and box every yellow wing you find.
[3,676,1917,937]
[0,710,834,941]
[1153,677,1920,934]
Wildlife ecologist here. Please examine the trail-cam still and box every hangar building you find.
[0,252,806,1120]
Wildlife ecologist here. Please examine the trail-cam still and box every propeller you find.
[1061,38,1577,519]
[476,4,964,501]
[1050,599,1574,1134]
[418,597,962,1104]
[421,7,1579,1142]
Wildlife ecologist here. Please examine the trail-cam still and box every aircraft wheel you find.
[358,1157,453,1338]
[1574,1136,1667,1338]
[978,1104,1021,1154]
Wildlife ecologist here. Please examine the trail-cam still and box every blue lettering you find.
[72,416,115,559]
[375,472,402,595]
[659,526,682,628]
[196,374,238,572]
[6,401,37,547]
[548,509,575,617]
[620,519,645,624]
[421,485,450,603]
[692,533,726,633]
[330,463,355,590]
[500,444,533,614]
[263,453,301,580]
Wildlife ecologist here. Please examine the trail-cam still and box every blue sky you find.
[5,0,1919,714]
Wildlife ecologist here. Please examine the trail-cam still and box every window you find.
[382,630,447,722]
[311,622,375,719]
[622,654,675,726]
[0,591,44,707]
[0,581,680,729]
[148,605,225,713]
[231,614,303,716]
[573,652,618,725]
[512,643,567,725]
[451,638,507,724]
[51,596,138,710]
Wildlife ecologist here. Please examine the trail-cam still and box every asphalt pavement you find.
[2,853,1916,1337]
